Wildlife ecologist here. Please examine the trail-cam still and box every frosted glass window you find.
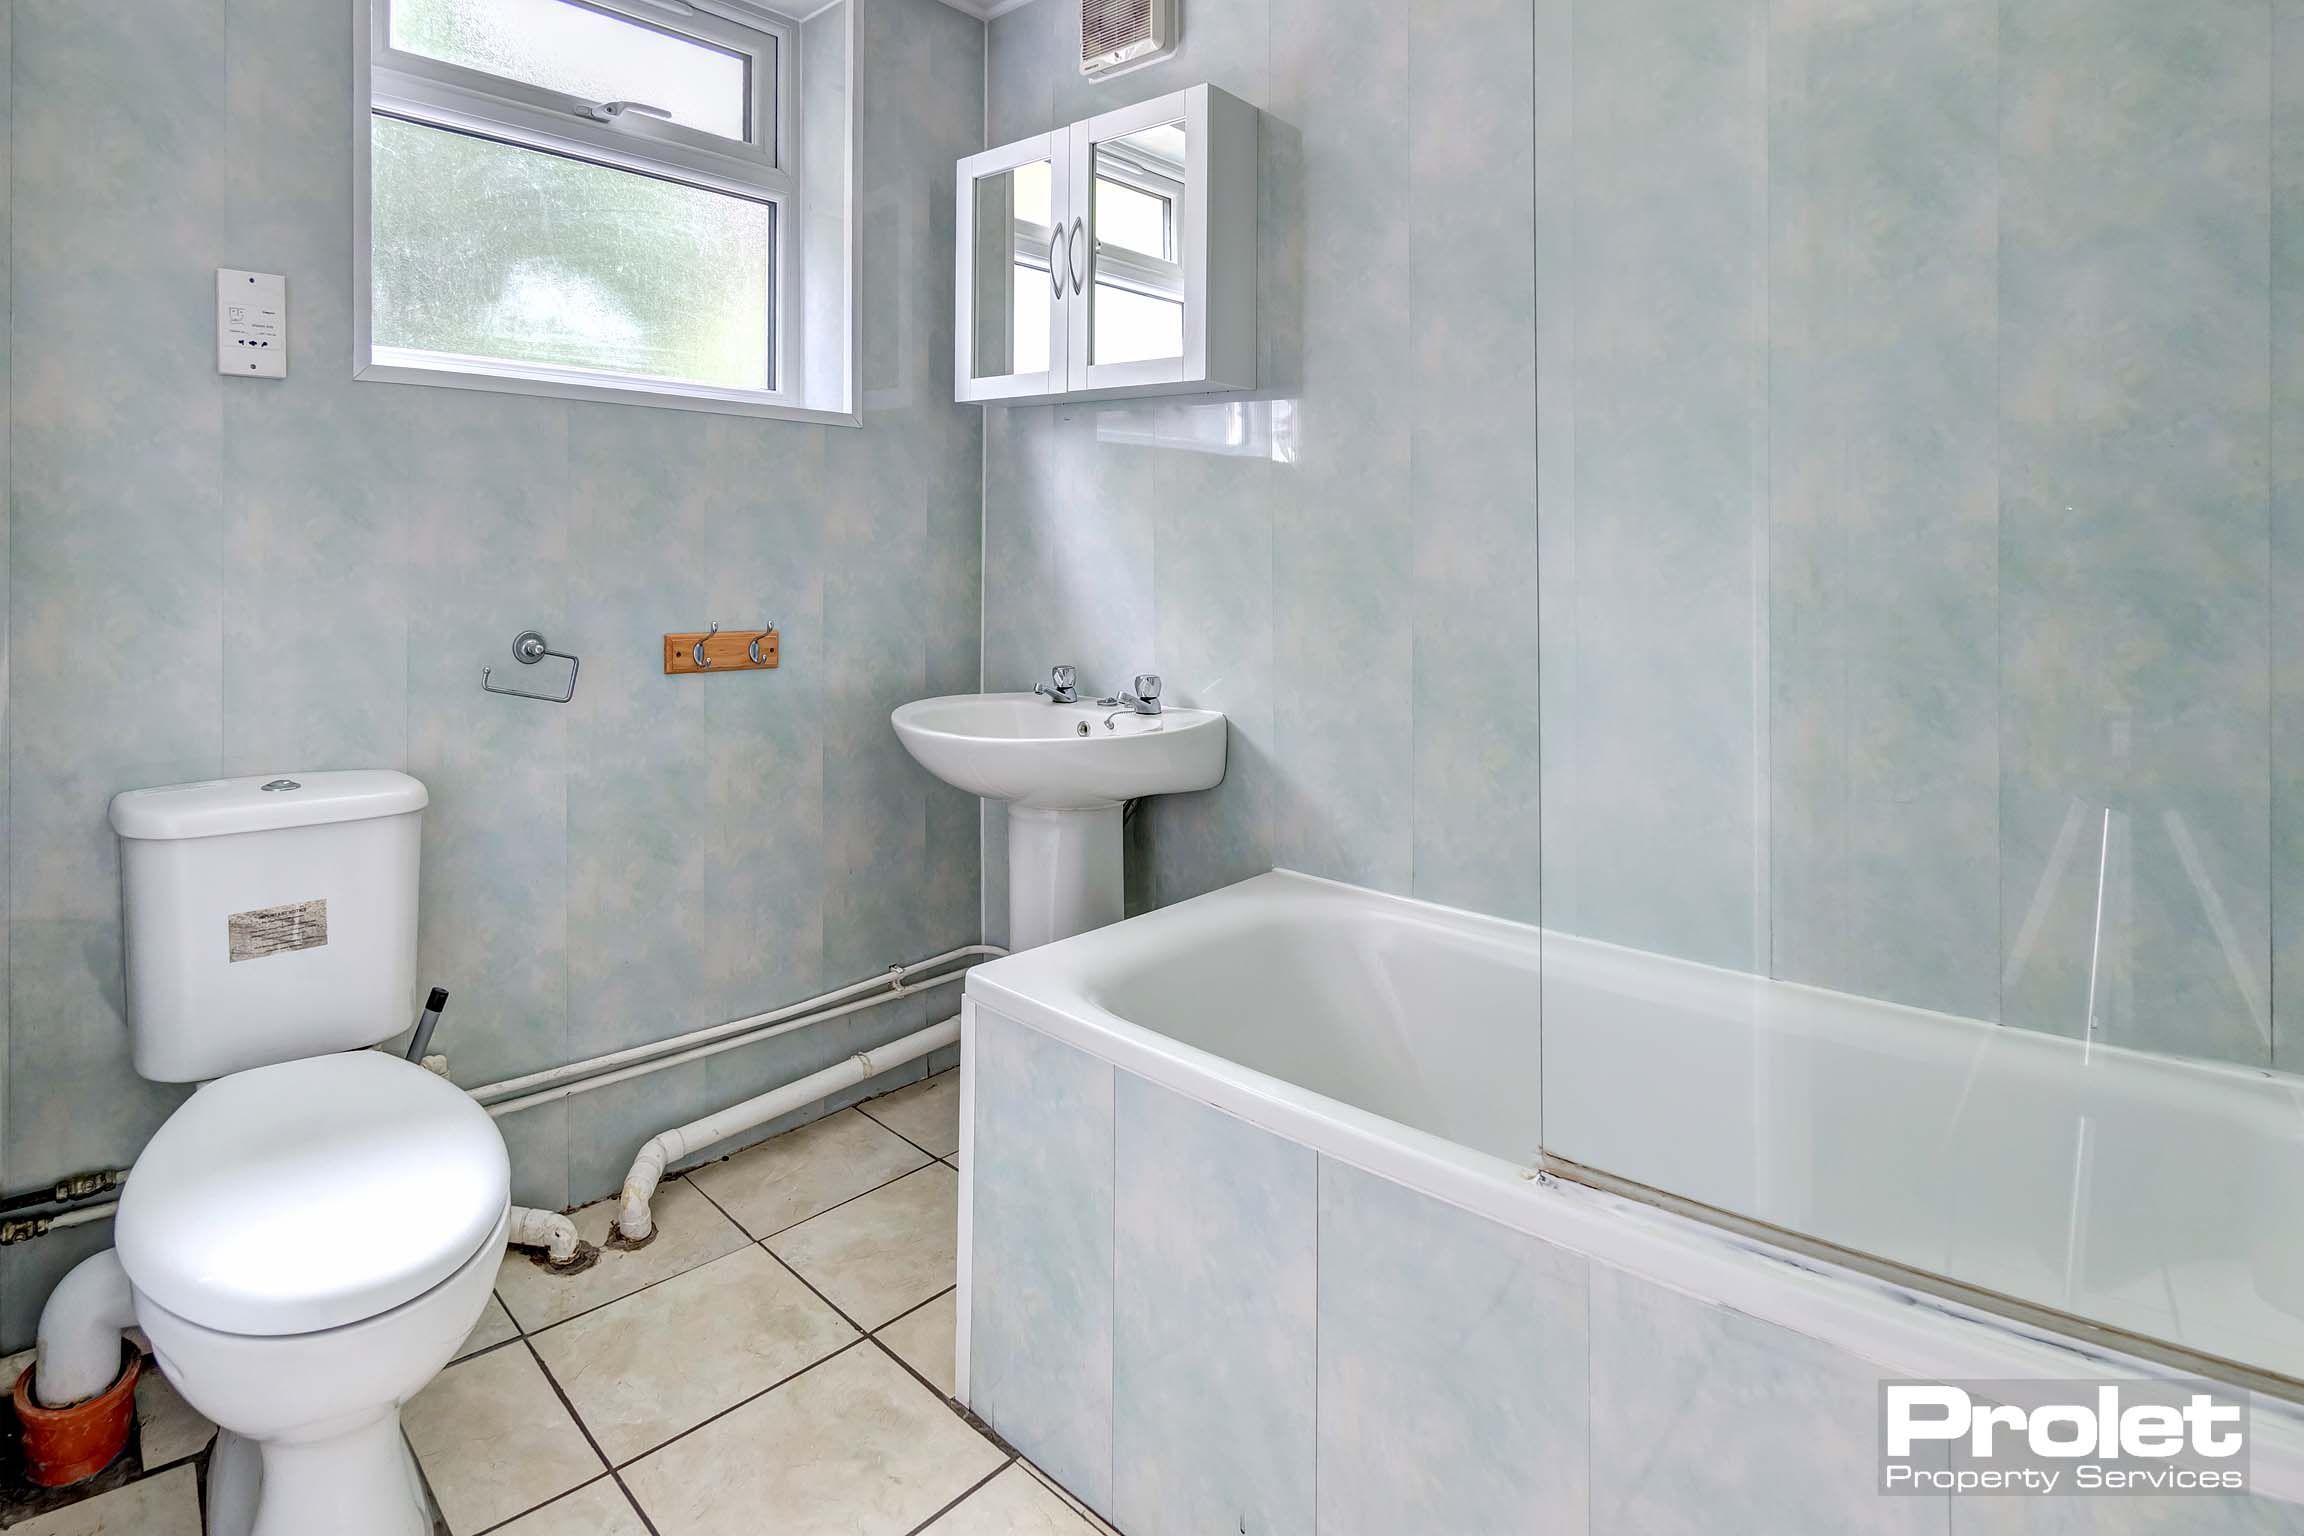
[390,0,752,142]
[1092,284,1183,367]
[370,115,774,390]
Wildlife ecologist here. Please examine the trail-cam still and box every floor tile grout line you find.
[464,1473,621,1536]
[748,1180,962,1346]
[504,1246,736,1340]
[535,1325,988,1516]
[508,1331,671,1536]
[872,1281,958,1336]
[853,1067,958,1136]
[404,1429,452,1536]
[856,1096,960,1166]
[745,1160,956,1261]
[451,1333,532,1368]
[519,1230,872,1476]
[865,1331,965,1416]
[497,1153,936,1367]
[584,1231,990,1521]
[746,1238,993,1450]
[455,1106,972,1522]
[681,1165,764,1242]
[606,1334,875,1472]
[513,1330,616,1502]
[756,1234,876,1335]
[896,1452,1017,1536]
[605,1469,666,1536]
[1019,1458,1124,1535]
[500,1183,753,1337]
[691,1146,942,1247]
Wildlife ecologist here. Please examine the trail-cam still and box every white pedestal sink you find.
[893,693,1227,949]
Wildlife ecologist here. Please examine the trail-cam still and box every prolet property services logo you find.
[1879,1379,2249,1497]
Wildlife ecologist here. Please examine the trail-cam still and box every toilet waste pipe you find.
[31,1250,136,1407]
[509,1207,590,1268]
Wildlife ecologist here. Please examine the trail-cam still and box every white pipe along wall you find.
[468,945,1001,1108]
[617,1015,962,1243]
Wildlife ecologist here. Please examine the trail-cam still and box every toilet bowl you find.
[116,1049,511,1536]
[137,1206,506,1536]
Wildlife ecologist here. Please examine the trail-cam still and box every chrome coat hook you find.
[482,630,580,704]
[663,622,777,675]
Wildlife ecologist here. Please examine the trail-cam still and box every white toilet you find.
[47,771,509,1536]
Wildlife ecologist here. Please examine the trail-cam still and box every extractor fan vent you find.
[1081,0,1175,79]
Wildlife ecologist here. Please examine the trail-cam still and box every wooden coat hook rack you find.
[665,622,779,675]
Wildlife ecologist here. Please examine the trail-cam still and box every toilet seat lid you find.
[116,1052,510,1337]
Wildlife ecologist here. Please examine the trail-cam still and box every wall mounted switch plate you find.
[217,269,287,378]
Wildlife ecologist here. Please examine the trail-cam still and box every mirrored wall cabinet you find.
[956,84,1257,404]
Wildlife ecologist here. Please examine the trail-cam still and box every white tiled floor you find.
[687,1107,930,1236]
[2,1069,1112,1536]
[528,1245,857,1463]
[767,1163,961,1329]
[858,1071,962,1159]
[6,1466,202,1536]
[878,1290,960,1398]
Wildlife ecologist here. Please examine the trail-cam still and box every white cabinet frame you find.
[953,131,1072,403]
[955,83,1256,406]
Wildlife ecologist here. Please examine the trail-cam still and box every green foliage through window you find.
[370,115,775,391]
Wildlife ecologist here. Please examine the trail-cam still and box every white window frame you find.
[354,0,859,424]
[1085,150,1185,305]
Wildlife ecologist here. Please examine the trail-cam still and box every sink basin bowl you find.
[892,693,1226,811]
[892,692,1227,949]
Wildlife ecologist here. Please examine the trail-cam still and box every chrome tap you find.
[1104,674,1162,729]
[1034,664,1080,704]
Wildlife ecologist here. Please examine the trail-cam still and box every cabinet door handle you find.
[1069,216,1087,296]
[1049,222,1069,301]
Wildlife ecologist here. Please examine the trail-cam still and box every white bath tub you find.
[959,869,2304,1499]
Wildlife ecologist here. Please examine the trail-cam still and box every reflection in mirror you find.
[971,159,1053,380]
[1089,120,1186,367]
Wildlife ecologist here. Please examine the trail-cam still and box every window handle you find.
[1069,216,1087,296]
[580,99,672,124]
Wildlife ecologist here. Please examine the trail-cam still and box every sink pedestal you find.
[890,692,1225,953]
[1008,805,1123,950]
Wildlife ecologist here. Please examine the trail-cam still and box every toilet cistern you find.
[892,684,1224,949]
